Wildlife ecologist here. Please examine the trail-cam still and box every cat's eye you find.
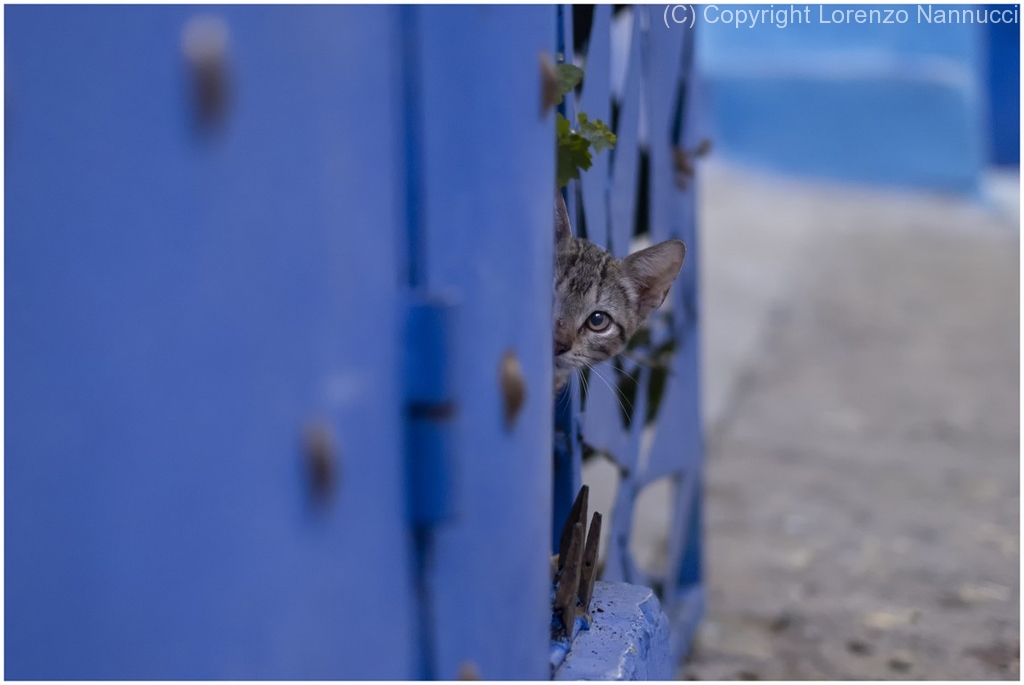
[586,311,612,332]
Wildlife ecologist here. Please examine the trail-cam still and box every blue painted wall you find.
[696,4,1017,192]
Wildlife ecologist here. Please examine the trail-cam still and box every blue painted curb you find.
[554,581,673,680]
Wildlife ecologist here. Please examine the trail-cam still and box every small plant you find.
[554,63,616,188]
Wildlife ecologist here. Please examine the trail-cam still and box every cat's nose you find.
[555,340,571,356]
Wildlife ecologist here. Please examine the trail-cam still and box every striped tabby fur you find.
[553,191,686,392]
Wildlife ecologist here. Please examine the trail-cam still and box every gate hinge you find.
[404,293,459,527]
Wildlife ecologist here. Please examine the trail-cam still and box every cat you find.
[553,191,686,392]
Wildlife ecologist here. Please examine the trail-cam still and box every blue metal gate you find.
[553,4,704,669]
[6,5,698,679]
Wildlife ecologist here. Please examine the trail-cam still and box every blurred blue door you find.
[409,6,556,680]
[7,4,562,680]
[6,6,418,678]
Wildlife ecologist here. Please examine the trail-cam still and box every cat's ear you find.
[555,190,572,245]
[622,239,687,320]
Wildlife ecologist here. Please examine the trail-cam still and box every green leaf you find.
[653,337,677,358]
[555,63,584,103]
[556,113,616,188]
[577,113,617,154]
[556,111,571,138]
[556,114,593,188]
[626,325,652,350]
[645,365,669,426]
[613,357,641,429]
[557,132,592,188]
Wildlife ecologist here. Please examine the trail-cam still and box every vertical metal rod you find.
[551,3,583,557]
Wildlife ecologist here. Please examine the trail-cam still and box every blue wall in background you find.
[986,6,1020,165]
[697,4,1018,193]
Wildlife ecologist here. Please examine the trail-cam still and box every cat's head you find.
[553,191,686,391]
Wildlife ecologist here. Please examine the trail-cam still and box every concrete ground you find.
[682,161,1020,679]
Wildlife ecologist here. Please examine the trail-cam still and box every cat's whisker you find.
[586,362,633,421]
[590,363,632,408]
[556,383,571,409]
[619,350,676,375]
[589,361,636,408]
[612,359,641,386]
[618,351,654,372]
[576,367,597,418]
[580,364,599,410]
[580,354,640,387]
